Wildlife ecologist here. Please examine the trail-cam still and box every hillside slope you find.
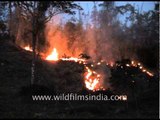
[0,40,158,119]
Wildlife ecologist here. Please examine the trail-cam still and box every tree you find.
[0,2,8,35]
[90,2,101,60]
[91,2,99,28]
[64,21,77,51]
[123,2,159,69]
[64,20,85,56]
[98,2,131,61]
[15,1,82,85]
[135,3,159,69]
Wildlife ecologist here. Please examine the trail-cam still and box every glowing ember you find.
[46,48,59,61]
[131,60,154,77]
[110,62,114,67]
[146,71,154,77]
[97,62,101,65]
[126,64,130,67]
[142,69,146,72]
[131,60,137,67]
[138,63,141,66]
[24,45,32,52]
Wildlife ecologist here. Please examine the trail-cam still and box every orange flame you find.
[46,48,59,61]
[22,44,154,90]
[84,66,103,91]
[45,48,104,91]
[24,45,32,52]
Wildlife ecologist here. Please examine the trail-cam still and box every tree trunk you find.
[31,39,36,85]
[9,1,12,37]
[31,17,37,85]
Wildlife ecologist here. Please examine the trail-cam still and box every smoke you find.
[12,9,137,63]
[83,26,138,63]
[45,16,137,63]
[97,65,112,90]
[44,15,83,58]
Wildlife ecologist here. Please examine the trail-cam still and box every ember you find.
[24,45,32,52]
[130,60,154,77]
[22,45,154,91]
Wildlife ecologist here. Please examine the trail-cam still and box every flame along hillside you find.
[44,47,105,91]
[23,46,155,92]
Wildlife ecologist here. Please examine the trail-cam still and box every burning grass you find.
[21,45,157,94]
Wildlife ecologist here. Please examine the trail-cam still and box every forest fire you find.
[1,1,158,118]
[45,47,104,91]
[21,46,155,91]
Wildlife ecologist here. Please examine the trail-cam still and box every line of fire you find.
[0,1,159,119]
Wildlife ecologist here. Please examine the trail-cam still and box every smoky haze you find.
[45,14,137,63]
[12,1,158,70]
